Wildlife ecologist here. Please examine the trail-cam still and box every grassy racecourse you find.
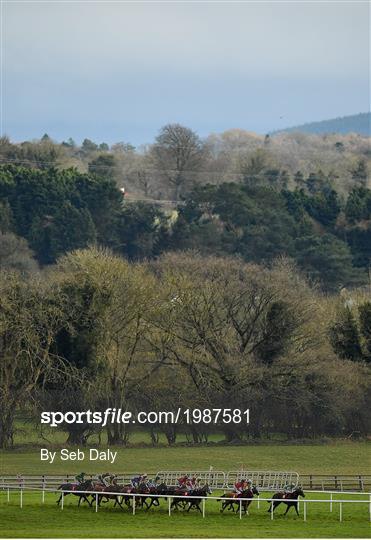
[0,442,370,537]
[0,489,369,538]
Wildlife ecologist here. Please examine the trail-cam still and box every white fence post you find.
[239,499,242,519]
[20,489,23,509]
[339,502,342,522]
[7,487,9,502]
[330,492,333,512]
[168,497,171,516]
[95,493,98,512]
[257,495,260,509]
[303,501,307,521]
[61,491,64,510]
[271,499,274,520]
[202,497,205,518]
[132,495,136,515]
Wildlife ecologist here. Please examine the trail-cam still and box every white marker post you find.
[132,495,136,515]
[95,493,98,513]
[339,502,342,522]
[20,489,23,509]
[257,495,260,509]
[239,499,242,519]
[271,499,274,520]
[61,491,64,510]
[303,501,307,522]
[168,497,171,516]
[7,487,9,502]
[330,493,333,512]
[202,498,205,518]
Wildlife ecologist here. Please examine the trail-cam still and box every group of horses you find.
[56,479,305,516]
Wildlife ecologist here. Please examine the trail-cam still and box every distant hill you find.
[274,112,370,136]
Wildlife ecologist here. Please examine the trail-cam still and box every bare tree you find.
[151,124,206,201]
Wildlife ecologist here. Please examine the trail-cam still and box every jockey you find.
[75,472,86,484]
[131,474,147,488]
[234,478,247,496]
[284,483,295,495]
[192,476,202,490]
[148,475,160,489]
[187,476,197,491]
[100,472,113,487]
[178,474,189,488]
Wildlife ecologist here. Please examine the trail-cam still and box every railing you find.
[226,470,299,489]
[1,473,370,491]
[1,485,370,523]
[299,474,371,492]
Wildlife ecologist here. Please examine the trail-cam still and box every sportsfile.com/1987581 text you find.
[41,408,250,427]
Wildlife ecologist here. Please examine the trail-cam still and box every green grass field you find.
[0,489,369,538]
[0,442,370,537]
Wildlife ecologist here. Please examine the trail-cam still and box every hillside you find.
[274,112,370,136]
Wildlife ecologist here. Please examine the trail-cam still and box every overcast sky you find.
[3,1,370,145]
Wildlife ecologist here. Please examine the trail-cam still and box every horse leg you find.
[190,502,201,513]
[284,503,293,515]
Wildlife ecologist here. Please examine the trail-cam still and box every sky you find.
[2,0,370,146]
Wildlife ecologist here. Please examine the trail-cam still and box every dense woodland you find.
[0,125,370,448]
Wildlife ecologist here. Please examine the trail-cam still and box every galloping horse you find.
[56,480,93,507]
[139,483,168,510]
[166,486,189,510]
[171,484,212,513]
[98,483,127,509]
[267,487,305,516]
[218,486,260,514]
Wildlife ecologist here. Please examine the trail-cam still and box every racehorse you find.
[139,482,168,510]
[267,487,305,516]
[171,484,212,513]
[218,486,260,514]
[98,483,127,509]
[165,486,189,510]
[56,479,94,507]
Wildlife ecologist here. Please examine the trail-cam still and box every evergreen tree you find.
[330,306,363,361]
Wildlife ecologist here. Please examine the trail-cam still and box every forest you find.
[0,125,370,448]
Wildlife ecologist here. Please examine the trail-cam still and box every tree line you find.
[0,248,370,448]
[0,154,370,292]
